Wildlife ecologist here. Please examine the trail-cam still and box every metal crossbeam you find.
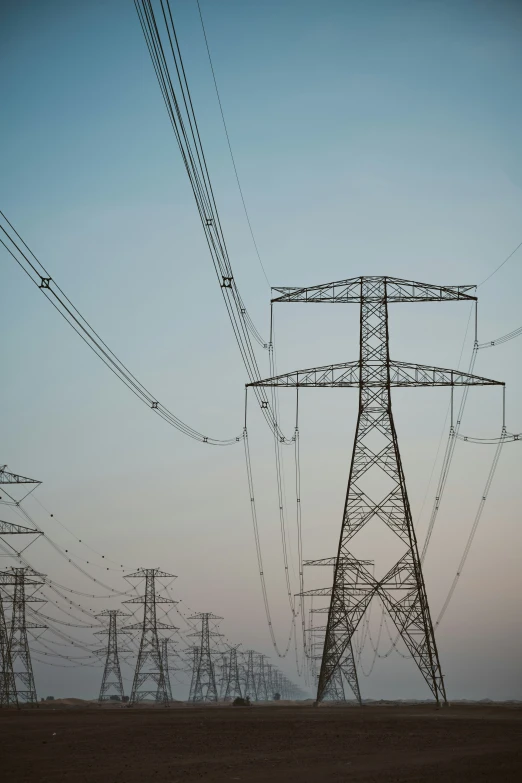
[248,360,501,388]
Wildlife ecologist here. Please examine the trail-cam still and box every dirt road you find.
[1,703,521,782]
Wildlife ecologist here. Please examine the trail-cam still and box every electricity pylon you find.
[0,584,17,707]
[218,652,228,699]
[2,568,46,705]
[187,645,200,701]
[187,612,222,702]
[250,276,503,706]
[256,653,269,701]
[243,649,258,701]
[222,645,242,701]
[157,638,180,703]
[123,569,178,705]
[301,557,370,705]
[95,610,131,703]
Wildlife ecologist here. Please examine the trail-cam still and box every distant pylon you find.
[3,568,46,705]
[301,557,366,705]
[222,645,242,701]
[265,663,274,699]
[187,612,222,702]
[256,654,269,701]
[218,652,228,699]
[187,645,200,701]
[123,569,178,705]
[0,584,17,707]
[157,638,179,703]
[95,610,131,703]
[243,649,258,701]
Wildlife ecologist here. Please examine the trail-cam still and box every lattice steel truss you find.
[1,568,46,705]
[249,276,503,706]
[0,584,17,708]
[123,569,177,705]
[95,610,131,702]
[302,557,369,704]
[222,645,243,701]
[256,654,270,701]
[157,638,178,703]
[243,649,258,701]
[187,612,222,703]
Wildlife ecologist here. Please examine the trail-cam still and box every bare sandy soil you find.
[1,703,521,782]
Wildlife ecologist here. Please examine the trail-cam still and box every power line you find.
[196,0,271,288]
[478,239,522,287]
[0,211,241,446]
[134,0,291,443]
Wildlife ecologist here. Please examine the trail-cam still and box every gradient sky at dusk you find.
[2,0,521,700]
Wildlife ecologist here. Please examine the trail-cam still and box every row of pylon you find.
[98,571,304,705]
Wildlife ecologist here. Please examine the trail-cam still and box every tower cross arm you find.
[388,361,503,387]
[272,276,476,304]
[0,520,42,535]
[247,361,502,388]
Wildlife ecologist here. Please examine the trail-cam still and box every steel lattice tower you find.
[256,654,269,701]
[217,652,228,699]
[123,569,178,705]
[187,645,201,701]
[250,276,503,706]
[243,649,258,701]
[157,638,179,703]
[187,612,222,703]
[95,610,131,703]
[3,568,46,705]
[222,645,243,701]
[0,584,17,708]
[301,557,368,704]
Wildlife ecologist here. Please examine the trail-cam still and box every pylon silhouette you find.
[187,612,222,702]
[123,569,178,705]
[0,584,17,707]
[243,649,258,701]
[95,610,131,703]
[187,645,200,702]
[256,654,269,701]
[3,568,46,705]
[157,638,180,703]
[222,645,242,701]
[251,275,503,706]
[301,557,367,704]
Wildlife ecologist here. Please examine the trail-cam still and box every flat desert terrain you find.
[1,703,521,782]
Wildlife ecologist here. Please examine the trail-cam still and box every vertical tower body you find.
[0,589,17,707]
[7,568,45,705]
[243,650,258,700]
[96,610,130,702]
[223,646,242,701]
[188,612,222,702]
[123,569,177,705]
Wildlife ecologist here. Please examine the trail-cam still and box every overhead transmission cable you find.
[435,427,506,626]
[0,211,239,446]
[133,0,291,443]
[196,0,270,288]
[478,239,522,287]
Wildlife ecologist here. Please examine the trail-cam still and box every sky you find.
[1,0,521,702]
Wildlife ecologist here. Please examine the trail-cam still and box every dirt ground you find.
[1,703,521,782]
